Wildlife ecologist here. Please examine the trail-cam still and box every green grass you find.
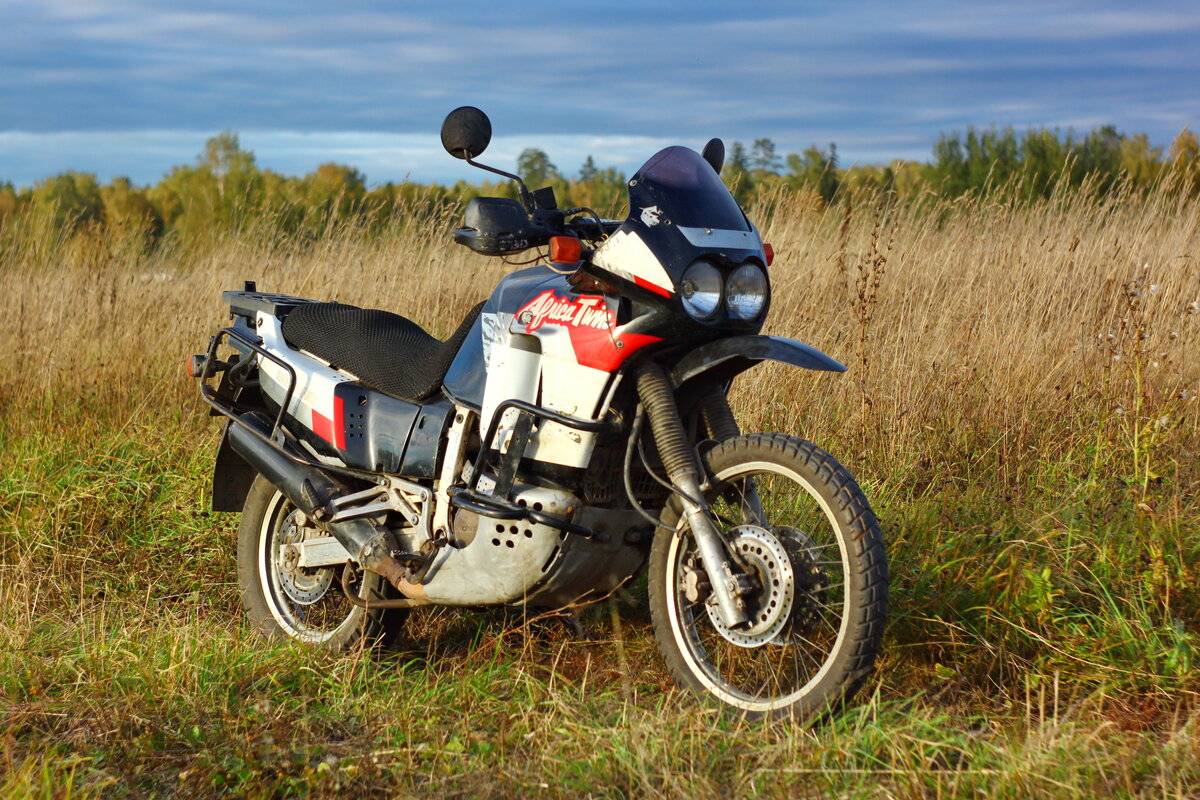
[2,185,1198,795]
[2,407,1197,798]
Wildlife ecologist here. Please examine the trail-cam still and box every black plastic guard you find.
[670,335,846,388]
[211,422,256,512]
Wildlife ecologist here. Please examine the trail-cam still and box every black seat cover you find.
[282,301,484,402]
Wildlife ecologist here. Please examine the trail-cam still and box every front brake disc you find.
[703,525,794,649]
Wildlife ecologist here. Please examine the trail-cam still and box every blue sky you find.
[2,0,1198,186]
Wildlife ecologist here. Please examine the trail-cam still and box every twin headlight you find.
[679,260,769,322]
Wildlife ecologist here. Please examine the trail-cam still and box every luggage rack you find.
[197,325,379,484]
[448,398,609,540]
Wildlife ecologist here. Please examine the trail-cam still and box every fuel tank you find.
[443,266,662,468]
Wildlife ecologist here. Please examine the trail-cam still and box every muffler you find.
[227,413,408,589]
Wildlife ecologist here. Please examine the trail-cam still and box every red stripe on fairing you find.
[566,326,663,372]
[634,275,672,297]
[311,394,346,450]
[311,409,335,446]
[332,394,346,449]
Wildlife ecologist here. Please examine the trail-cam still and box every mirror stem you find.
[466,157,535,212]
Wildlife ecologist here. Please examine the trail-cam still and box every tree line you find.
[1,125,1197,249]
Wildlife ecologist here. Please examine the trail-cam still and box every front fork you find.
[636,363,751,628]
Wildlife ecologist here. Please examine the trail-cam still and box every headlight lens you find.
[679,260,722,320]
[726,262,769,320]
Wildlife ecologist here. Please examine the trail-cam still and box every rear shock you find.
[635,363,750,628]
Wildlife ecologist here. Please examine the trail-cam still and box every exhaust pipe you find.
[227,413,409,590]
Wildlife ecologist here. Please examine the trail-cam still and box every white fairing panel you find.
[254,312,351,460]
[591,228,675,297]
[476,307,614,470]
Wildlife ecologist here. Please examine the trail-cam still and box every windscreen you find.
[628,146,749,231]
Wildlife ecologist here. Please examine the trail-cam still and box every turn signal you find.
[187,354,206,378]
[549,235,582,264]
[763,242,774,266]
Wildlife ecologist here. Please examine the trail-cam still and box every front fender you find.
[669,335,846,388]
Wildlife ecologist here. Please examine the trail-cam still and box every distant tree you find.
[100,177,162,239]
[1170,128,1199,163]
[517,148,560,188]
[1169,128,1199,194]
[1018,128,1069,198]
[751,138,782,174]
[1118,133,1162,188]
[786,143,839,203]
[302,163,367,226]
[202,132,257,184]
[31,172,104,231]
[0,181,19,222]
[1077,125,1124,192]
[572,165,627,215]
[722,141,754,204]
[578,155,599,182]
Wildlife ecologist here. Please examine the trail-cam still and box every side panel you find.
[441,314,486,408]
[335,383,419,473]
[257,312,353,461]
[256,313,452,478]
[446,265,664,470]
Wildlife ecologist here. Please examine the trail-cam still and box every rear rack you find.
[223,289,320,320]
[198,326,378,485]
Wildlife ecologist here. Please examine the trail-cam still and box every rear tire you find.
[236,475,405,651]
[648,433,887,720]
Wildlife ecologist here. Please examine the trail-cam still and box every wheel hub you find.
[703,525,794,649]
[275,512,334,606]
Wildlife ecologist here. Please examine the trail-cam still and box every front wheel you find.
[648,433,887,720]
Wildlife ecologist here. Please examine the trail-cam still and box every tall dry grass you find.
[3,181,1197,489]
[1,185,1199,796]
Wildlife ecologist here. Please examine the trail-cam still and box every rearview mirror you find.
[441,106,492,160]
[702,138,725,174]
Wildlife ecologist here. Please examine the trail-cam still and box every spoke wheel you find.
[649,434,886,720]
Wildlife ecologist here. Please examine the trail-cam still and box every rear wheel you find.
[648,433,887,720]
[236,475,404,650]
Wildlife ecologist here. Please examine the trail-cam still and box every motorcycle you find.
[193,106,887,719]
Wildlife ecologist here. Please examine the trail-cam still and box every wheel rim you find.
[664,461,851,713]
[257,490,367,643]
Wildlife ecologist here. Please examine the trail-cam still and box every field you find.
[2,184,1198,798]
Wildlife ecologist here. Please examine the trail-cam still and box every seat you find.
[281,301,484,402]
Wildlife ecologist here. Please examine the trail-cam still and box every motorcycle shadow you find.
[378,588,653,673]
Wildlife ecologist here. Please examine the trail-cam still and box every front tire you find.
[236,475,404,651]
[648,433,887,720]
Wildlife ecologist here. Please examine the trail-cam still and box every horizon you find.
[3,1,1198,186]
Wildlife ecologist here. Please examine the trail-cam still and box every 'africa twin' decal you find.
[515,289,661,372]
[517,291,613,332]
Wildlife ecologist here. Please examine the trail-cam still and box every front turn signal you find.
[549,235,582,265]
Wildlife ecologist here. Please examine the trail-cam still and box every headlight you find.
[726,262,769,320]
[679,260,722,320]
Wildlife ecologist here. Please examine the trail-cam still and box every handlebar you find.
[451,192,623,257]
